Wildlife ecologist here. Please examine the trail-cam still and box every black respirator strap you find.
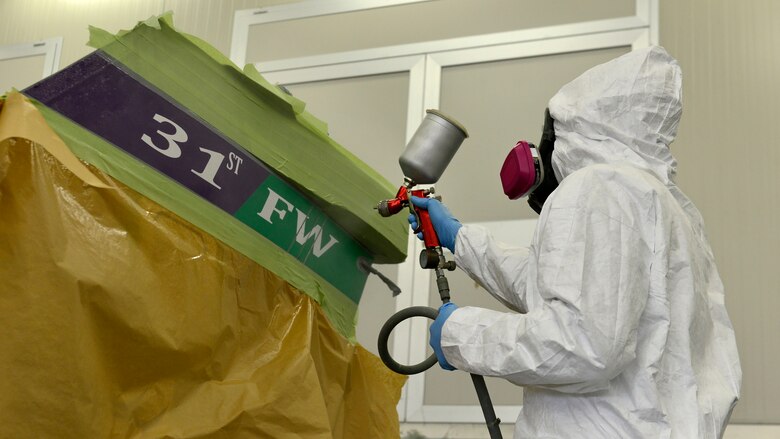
[527,109,559,214]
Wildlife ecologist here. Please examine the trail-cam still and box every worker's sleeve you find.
[454,225,531,313]
[442,198,653,394]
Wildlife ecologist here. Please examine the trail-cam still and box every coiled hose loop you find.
[377,306,438,375]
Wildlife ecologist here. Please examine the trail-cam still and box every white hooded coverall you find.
[442,47,742,438]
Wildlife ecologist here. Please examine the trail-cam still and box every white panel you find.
[399,422,780,439]
[0,38,61,92]
[435,46,631,224]
[723,425,780,439]
[0,55,46,93]
[401,420,517,438]
[261,55,422,86]
[169,0,298,60]
[254,17,647,74]
[0,0,164,68]
[282,73,410,185]
[243,0,635,63]
[283,71,419,420]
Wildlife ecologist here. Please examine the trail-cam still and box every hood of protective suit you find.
[548,46,682,185]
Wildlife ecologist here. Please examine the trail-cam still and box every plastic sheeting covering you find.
[0,94,406,437]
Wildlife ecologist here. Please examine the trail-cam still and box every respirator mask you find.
[499,108,559,214]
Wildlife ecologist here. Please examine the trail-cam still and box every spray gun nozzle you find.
[376,199,405,217]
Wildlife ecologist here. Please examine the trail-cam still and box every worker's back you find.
[512,163,741,438]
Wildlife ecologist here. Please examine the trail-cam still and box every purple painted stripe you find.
[25,51,269,214]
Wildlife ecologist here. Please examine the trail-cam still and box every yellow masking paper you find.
[0,96,405,438]
[0,92,108,188]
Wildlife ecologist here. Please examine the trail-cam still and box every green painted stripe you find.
[235,175,370,303]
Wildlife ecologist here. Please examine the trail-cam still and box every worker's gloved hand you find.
[429,302,458,371]
[408,196,462,253]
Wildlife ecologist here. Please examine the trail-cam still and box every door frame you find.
[0,37,63,86]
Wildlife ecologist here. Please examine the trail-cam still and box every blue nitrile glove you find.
[407,196,462,253]
[429,302,458,371]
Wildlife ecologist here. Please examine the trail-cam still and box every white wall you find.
[0,0,299,77]
[1,0,777,435]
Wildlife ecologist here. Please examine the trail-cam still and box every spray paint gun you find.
[376,110,461,273]
[376,110,503,439]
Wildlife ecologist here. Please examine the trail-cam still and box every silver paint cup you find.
[399,109,468,184]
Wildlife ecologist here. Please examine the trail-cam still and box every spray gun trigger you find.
[411,211,422,234]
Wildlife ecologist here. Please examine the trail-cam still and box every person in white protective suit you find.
[412,46,742,438]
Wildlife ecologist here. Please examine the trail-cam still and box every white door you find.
[236,0,656,423]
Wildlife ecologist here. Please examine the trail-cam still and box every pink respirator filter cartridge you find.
[500,140,540,200]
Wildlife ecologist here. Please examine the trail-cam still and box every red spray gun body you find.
[377,182,455,272]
